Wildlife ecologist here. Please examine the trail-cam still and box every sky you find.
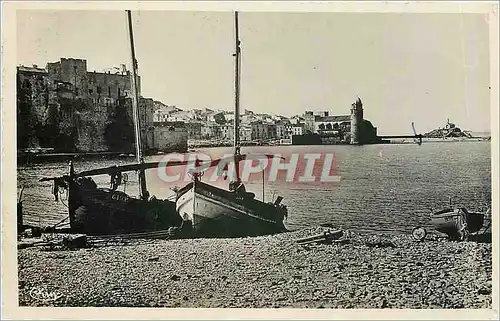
[17,10,491,135]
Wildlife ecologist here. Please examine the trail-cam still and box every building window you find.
[108,86,111,97]
[97,86,102,94]
[75,88,79,96]
[89,88,93,94]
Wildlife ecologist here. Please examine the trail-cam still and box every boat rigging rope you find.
[110,172,123,191]
[122,173,128,193]
[18,186,25,203]
[58,189,69,208]
[188,171,204,181]
[52,215,70,229]
[458,211,470,241]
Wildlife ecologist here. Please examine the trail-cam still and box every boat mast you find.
[126,10,148,200]
[233,11,241,182]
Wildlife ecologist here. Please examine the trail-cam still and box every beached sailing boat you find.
[38,11,188,236]
[175,12,289,238]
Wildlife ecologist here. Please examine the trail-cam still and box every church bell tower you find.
[350,97,363,145]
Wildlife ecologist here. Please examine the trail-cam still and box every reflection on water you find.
[17,142,491,235]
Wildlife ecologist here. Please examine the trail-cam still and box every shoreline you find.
[17,138,491,165]
[18,227,492,308]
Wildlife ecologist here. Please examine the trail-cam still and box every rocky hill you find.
[424,120,473,138]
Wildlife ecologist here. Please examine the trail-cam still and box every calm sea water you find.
[17,142,491,235]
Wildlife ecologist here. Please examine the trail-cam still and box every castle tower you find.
[350,97,363,144]
[356,97,363,120]
[303,111,315,134]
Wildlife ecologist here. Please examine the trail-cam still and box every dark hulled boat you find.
[40,161,186,236]
[71,183,178,235]
[38,11,184,236]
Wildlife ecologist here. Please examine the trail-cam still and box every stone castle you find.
[17,58,187,153]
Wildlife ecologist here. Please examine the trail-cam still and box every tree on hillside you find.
[104,98,135,152]
[213,112,226,125]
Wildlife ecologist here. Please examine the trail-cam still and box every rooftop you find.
[17,65,47,74]
[153,121,186,128]
[315,115,351,122]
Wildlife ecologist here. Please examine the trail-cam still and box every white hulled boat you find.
[175,12,288,238]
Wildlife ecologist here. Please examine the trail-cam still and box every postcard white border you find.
[2,1,499,320]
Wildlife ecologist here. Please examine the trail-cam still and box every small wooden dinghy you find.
[431,207,485,240]
[413,207,488,241]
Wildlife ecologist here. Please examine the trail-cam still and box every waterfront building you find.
[292,123,305,136]
[251,121,267,140]
[275,120,292,139]
[302,98,378,144]
[153,103,180,122]
[201,121,222,139]
[185,121,203,139]
[220,123,233,140]
[240,124,253,142]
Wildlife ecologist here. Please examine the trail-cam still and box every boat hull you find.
[431,208,484,238]
[68,177,182,235]
[176,181,287,238]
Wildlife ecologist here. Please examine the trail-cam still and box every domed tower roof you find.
[356,97,363,108]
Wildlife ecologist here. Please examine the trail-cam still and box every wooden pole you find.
[233,11,241,183]
[262,168,265,202]
[126,10,148,200]
[68,160,75,229]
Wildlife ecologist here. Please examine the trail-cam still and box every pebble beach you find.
[17,227,492,309]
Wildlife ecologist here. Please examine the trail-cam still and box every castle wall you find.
[17,68,50,148]
[153,122,188,153]
[140,98,155,151]
[74,108,109,152]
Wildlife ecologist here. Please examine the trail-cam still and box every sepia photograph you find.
[2,1,498,319]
